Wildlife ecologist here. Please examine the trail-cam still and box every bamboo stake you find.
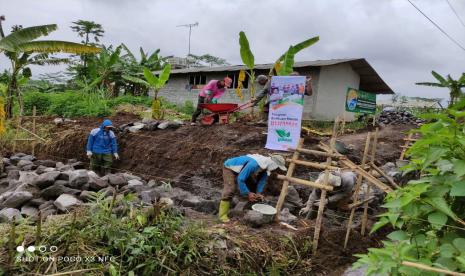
[19,126,46,142]
[312,117,339,255]
[295,148,341,158]
[341,112,346,134]
[371,163,400,189]
[12,116,22,152]
[362,128,379,236]
[401,261,465,276]
[348,196,375,209]
[277,175,334,191]
[286,158,339,171]
[275,138,304,221]
[32,106,36,156]
[399,133,413,160]
[344,132,371,248]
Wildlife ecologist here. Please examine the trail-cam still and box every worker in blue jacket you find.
[218,153,287,222]
[86,119,119,176]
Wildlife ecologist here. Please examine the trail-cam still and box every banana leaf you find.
[239,31,254,69]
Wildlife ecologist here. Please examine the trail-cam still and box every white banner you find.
[265,76,305,151]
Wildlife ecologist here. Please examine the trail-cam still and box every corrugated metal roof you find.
[162,58,393,94]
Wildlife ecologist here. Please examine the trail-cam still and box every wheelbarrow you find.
[199,102,253,125]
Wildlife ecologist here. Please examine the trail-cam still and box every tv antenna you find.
[176,22,199,57]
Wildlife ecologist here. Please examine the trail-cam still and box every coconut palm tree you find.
[416,71,465,107]
[0,22,100,117]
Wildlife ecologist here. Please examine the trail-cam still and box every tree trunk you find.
[5,77,17,119]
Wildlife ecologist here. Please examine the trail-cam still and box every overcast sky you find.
[1,0,465,99]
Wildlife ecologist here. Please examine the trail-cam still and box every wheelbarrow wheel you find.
[201,115,215,125]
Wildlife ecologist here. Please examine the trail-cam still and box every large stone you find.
[128,123,145,133]
[278,208,297,224]
[70,161,86,170]
[14,183,41,198]
[41,207,57,218]
[127,179,145,192]
[2,158,11,167]
[35,165,48,175]
[79,190,96,202]
[17,160,34,169]
[57,172,70,181]
[88,171,108,191]
[68,170,89,189]
[54,194,82,212]
[29,197,47,207]
[39,201,55,210]
[0,208,22,222]
[244,210,270,227]
[33,171,60,189]
[18,172,38,185]
[7,170,20,180]
[107,174,127,187]
[21,206,38,218]
[35,159,57,168]
[1,191,33,208]
[41,182,81,200]
[100,186,116,198]
[5,165,19,172]
[139,189,160,204]
[123,173,142,182]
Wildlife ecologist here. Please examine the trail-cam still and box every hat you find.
[223,77,233,88]
[256,75,268,83]
[269,154,287,171]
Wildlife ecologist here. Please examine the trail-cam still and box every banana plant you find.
[270,36,320,76]
[122,64,171,119]
[239,31,256,100]
[0,22,100,118]
[416,71,465,107]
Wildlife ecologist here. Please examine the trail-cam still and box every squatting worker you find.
[86,119,119,176]
[191,77,233,124]
[218,153,287,223]
[251,73,313,121]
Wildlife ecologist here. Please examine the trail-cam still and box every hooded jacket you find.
[86,119,118,154]
[224,155,270,196]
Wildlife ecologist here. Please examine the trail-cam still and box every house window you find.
[226,72,249,89]
[189,74,207,89]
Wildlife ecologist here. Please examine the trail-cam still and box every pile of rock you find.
[119,119,184,133]
[0,153,218,223]
[377,110,425,126]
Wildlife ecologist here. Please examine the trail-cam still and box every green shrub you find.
[107,95,152,107]
[179,100,195,115]
[23,92,52,115]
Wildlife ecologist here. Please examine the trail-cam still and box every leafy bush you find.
[179,100,195,115]
[22,91,155,118]
[355,100,465,274]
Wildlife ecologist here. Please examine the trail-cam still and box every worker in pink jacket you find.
[191,77,233,124]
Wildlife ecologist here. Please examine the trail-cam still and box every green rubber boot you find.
[218,200,230,223]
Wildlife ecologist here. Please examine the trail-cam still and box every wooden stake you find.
[312,117,339,255]
[401,261,465,276]
[341,112,346,134]
[277,175,334,191]
[19,126,46,142]
[286,158,339,171]
[361,128,379,236]
[370,163,400,189]
[399,133,413,160]
[295,148,341,158]
[344,132,371,249]
[32,106,36,156]
[275,138,304,221]
[12,116,22,152]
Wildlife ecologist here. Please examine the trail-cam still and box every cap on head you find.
[223,77,233,88]
[269,154,287,171]
[256,75,268,84]
[101,119,114,129]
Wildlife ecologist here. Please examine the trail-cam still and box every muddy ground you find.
[11,113,413,275]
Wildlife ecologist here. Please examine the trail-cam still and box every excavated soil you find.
[11,113,414,275]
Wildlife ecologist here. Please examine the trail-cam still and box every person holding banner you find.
[191,77,233,124]
[218,153,287,223]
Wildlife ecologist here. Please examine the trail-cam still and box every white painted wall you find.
[312,63,360,121]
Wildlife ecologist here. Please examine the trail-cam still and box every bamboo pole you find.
[318,143,393,193]
[12,116,22,152]
[401,261,465,276]
[32,106,36,156]
[295,148,341,158]
[312,117,339,255]
[286,158,339,171]
[19,126,46,142]
[399,133,413,160]
[348,196,375,209]
[275,138,304,221]
[344,132,371,248]
[370,163,400,189]
[362,128,379,236]
[276,175,334,191]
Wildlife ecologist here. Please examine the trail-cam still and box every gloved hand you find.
[248,192,258,202]
[86,151,92,159]
[113,153,120,160]
[211,98,218,104]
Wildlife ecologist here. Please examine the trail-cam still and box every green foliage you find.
[355,98,465,275]
[239,31,254,70]
[22,91,153,117]
[416,71,465,106]
[276,36,319,76]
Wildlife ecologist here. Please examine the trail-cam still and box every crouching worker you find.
[299,170,356,218]
[86,119,119,176]
[218,154,287,222]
